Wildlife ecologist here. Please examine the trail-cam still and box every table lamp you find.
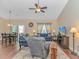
[33,30,36,36]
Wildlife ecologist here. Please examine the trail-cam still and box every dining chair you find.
[1,33,9,46]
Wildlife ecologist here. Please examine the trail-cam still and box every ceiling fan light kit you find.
[36,8,40,12]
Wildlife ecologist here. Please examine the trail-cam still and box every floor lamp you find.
[70,27,77,55]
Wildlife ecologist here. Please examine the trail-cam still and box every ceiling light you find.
[7,24,11,26]
[7,24,13,26]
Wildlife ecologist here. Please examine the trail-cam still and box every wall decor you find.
[28,22,33,27]
[59,26,66,35]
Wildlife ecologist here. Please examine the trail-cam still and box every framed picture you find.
[59,26,66,35]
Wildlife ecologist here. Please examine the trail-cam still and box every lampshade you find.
[33,30,35,33]
[75,32,79,38]
[52,28,56,33]
[70,27,77,33]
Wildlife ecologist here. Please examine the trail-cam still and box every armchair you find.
[27,37,50,59]
[19,36,28,49]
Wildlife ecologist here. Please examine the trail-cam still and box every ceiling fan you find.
[29,0,47,13]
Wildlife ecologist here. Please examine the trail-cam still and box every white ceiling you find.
[0,0,69,20]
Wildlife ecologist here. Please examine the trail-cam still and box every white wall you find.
[58,0,79,55]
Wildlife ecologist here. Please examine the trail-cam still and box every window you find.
[18,25,25,34]
[37,23,52,33]
[11,25,18,33]
[41,24,47,33]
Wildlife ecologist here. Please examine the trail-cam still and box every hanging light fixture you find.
[8,10,13,27]
[7,10,13,33]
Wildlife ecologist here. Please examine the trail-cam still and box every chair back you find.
[27,37,48,59]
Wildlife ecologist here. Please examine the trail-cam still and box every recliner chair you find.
[27,37,50,59]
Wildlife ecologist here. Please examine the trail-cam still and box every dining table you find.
[1,33,17,46]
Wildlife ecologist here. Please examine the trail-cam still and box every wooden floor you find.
[56,42,79,59]
[0,41,19,59]
[63,49,79,59]
[0,40,79,59]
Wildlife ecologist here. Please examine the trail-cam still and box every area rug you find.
[12,47,50,59]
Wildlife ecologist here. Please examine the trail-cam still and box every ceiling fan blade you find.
[35,3,38,8]
[40,10,45,13]
[29,8,36,10]
[41,6,47,9]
